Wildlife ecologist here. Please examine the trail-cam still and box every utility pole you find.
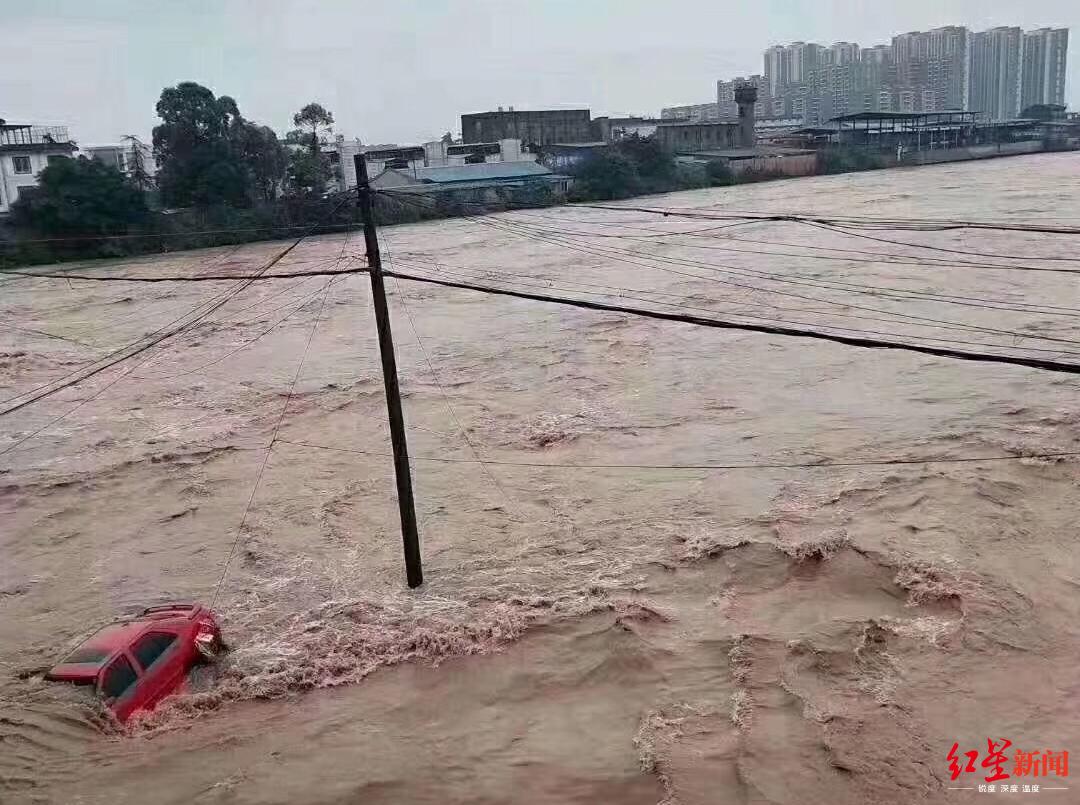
[354,154,423,588]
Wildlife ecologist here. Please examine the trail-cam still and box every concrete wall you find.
[903,139,1045,165]
[461,110,592,146]
[655,123,740,152]
[728,153,818,177]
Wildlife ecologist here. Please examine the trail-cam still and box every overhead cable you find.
[381,266,1080,377]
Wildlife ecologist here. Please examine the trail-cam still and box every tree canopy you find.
[12,156,148,236]
[293,102,335,152]
[287,101,336,197]
[569,150,642,200]
[152,81,287,207]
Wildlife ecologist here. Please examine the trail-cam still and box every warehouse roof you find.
[828,111,976,122]
[414,161,553,184]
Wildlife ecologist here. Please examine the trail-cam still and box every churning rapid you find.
[3,153,1080,804]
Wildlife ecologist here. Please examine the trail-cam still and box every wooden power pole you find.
[353,154,423,588]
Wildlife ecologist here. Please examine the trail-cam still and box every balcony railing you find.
[0,126,73,147]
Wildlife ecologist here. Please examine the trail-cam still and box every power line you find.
[131,274,351,382]
[5,264,367,283]
[379,191,1080,365]
[571,203,1080,236]
[567,203,1080,266]
[388,266,525,521]
[380,267,1080,376]
[0,241,265,406]
[210,279,336,610]
[0,322,100,350]
[799,219,1080,266]
[0,196,355,424]
[490,203,1080,272]
[425,203,1080,353]
[389,257,1080,358]
[424,195,1080,276]
[272,437,1080,470]
[1,274,260,411]
[380,187,1080,244]
[472,213,1080,321]
[0,238,308,418]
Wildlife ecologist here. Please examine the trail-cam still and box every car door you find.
[97,653,141,721]
[129,630,183,709]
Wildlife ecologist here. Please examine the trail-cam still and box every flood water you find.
[3,153,1080,803]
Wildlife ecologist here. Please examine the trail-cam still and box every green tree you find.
[570,150,642,200]
[615,137,677,191]
[292,102,334,153]
[283,129,307,146]
[12,156,148,236]
[237,123,288,202]
[287,102,335,197]
[705,160,735,186]
[286,149,333,198]
[153,82,250,207]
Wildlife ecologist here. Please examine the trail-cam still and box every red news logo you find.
[948,739,1069,794]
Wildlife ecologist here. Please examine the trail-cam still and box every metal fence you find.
[0,126,72,147]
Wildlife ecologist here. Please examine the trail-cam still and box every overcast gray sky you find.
[3,0,1076,146]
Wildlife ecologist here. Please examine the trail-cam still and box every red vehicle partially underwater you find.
[46,603,224,722]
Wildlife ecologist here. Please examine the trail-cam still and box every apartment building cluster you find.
[761,26,1068,125]
[663,25,1068,128]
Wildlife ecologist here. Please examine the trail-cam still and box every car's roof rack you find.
[141,603,196,613]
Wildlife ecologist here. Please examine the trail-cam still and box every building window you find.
[47,155,68,166]
[12,156,32,174]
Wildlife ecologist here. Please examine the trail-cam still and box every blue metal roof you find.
[414,161,553,184]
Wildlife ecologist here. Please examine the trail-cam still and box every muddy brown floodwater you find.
[3,153,1080,804]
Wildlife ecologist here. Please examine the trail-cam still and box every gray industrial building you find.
[461,108,593,146]
[655,86,757,153]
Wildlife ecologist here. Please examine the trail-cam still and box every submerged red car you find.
[46,603,223,722]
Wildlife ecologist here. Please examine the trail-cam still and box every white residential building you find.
[1021,27,1069,110]
[83,139,156,185]
[327,137,535,192]
[0,122,77,213]
[969,26,1024,120]
[660,102,722,123]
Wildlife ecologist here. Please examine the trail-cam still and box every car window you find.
[100,655,137,699]
[64,647,111,664]
[131,632,178,670]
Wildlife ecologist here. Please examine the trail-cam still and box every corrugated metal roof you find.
[385,175,571,193]
[414,162,553,183]
[691,147,815,158]
[829,110,975,122]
